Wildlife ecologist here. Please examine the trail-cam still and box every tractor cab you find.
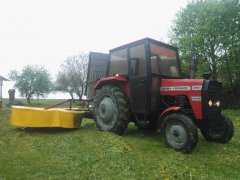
[107,38,181,114]
[108,38,180,78]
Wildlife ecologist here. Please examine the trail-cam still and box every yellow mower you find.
[11,99,90,129]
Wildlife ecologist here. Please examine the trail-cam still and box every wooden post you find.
[8,89,15,105]
[0,80,2,109]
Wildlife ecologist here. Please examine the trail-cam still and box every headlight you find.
[208,100,213,107]
[215,100,220,108]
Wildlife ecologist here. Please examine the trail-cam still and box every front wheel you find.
[161,114,198,153]
[201,115,234,143]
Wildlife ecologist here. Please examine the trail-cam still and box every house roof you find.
[0,75,9,81]
[87,52,109,84]
[85,52,109,97]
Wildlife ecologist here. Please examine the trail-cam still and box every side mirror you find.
[202,71,212,79]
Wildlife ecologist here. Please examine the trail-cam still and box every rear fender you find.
[93,76,128,96]
[157,106,181,128]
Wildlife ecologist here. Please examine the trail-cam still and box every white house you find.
[0,76,9,109]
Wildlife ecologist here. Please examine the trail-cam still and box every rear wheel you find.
[161,114,198,153]
[94,85,129,135]
[201,115,234,143]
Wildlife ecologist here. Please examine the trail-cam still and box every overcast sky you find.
[0,0,188,98]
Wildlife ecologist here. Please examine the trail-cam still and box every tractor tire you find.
[94,85,129,135]
[201,115,234,143]
[161,114,198,153]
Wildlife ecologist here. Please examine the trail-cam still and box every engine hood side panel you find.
[160,79,204,120]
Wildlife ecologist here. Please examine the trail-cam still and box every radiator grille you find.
[202,80,222,120]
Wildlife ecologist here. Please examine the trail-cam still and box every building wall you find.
[0,80,2,99]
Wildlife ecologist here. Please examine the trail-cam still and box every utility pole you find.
[190,42,196,79]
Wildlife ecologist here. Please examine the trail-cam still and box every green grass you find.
[0,100,240,179]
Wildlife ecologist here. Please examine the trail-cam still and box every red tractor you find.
[86,38,234,153]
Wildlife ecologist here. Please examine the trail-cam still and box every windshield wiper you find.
[151,73,180,79]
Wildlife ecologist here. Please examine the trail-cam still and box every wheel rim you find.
[206,122,225,138]
[166,123,188,148]
[98,97,116,126]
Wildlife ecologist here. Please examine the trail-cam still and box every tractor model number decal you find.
[192,86,202,90]
[160,86,190,91]
[191,96,202,102]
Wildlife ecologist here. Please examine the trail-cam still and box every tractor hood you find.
[160,78,204,94]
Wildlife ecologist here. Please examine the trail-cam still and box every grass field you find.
[0,99,240,179]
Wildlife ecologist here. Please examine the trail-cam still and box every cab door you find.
[129,44,150,113]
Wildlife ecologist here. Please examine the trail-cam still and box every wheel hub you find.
[173,130,180,137]
[167,124,188,146]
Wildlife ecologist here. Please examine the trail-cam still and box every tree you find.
[170,0,240,106]
[217,0,240,92]
[54,72,75,101]
[171,0,218,79]
[55,52,88,100]
[9,65,53,104]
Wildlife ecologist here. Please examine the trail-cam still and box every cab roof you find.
[109,37,178,53]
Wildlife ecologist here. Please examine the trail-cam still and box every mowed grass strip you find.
[0,99,239,179]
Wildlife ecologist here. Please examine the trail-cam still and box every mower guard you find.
[11,106,84,128]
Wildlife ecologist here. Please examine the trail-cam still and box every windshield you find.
[150,43,180,78]
[108,48,128,76]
